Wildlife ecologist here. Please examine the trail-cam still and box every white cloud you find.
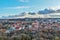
[19,0,29,2]
[49,6,60,10]
[4,6,30,9]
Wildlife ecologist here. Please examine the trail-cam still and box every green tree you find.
[20,34,31,40]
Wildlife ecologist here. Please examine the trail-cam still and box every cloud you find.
[4,6,30,9]
[49,6,60,10]
[19,0,29,2]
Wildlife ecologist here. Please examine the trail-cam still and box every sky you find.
[0,0,60,17]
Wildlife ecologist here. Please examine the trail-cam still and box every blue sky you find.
[0,0,60,16]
